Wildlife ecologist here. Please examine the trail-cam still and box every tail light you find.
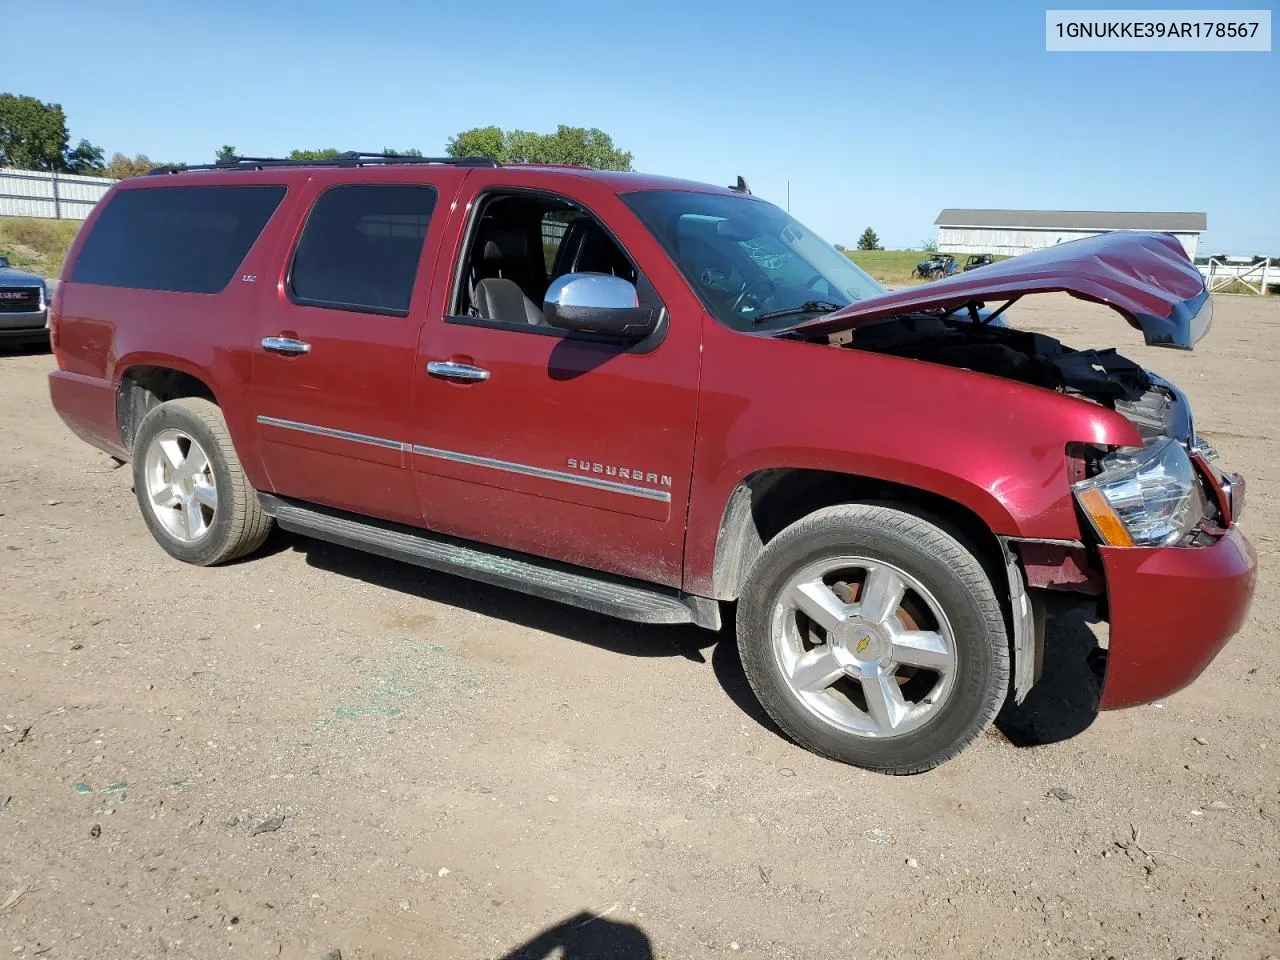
[48,282,63,357]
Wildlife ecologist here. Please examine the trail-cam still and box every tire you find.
[130,397,273,566]
[736,504,1008,774]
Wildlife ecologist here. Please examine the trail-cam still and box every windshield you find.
[622,190,883,331]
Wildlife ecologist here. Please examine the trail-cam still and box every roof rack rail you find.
[147,152,500,176]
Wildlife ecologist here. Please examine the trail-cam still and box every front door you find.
[253,176,454,526]
[410,182,702,587]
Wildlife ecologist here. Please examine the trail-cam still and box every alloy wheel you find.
[769,556,958,738]
[142,428,218,542]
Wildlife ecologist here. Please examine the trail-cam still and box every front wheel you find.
[131,397,273,566]
[736,504,1009,774]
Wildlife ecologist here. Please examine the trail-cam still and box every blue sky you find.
[3,0,1276,251]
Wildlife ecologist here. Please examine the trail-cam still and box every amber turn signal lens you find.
[1077,487,1135,547]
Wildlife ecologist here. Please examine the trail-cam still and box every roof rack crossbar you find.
[147,153,499,175]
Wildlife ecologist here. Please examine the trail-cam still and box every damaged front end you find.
[784,233,1253,709]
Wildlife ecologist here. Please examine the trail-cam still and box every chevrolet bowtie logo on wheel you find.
[855,636,872,656]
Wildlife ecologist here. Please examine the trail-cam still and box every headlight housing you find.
[1073,437,1207,547]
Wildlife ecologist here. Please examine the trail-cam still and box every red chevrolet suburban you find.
[47,153,1256,773]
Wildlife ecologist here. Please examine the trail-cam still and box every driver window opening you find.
[452,193,639,329]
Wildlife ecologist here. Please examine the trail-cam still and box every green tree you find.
[920,237,938,252]
[0,94,104,173]
[382,147,423,157]
[445,125,633,170]
[215,144,237,163]
[857,227,882,251]
[64,139,105,174]
[0,94,67,169]
[288,148,341,161]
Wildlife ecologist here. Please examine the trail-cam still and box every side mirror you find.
[543,273,658,339]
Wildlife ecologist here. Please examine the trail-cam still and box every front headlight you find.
[1073,436,1206,547]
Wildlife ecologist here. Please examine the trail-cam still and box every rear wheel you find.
[736,504,1008,774]
[131,397,272,566]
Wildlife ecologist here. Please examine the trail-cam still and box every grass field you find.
[845,249,1010,286]
[0,217,82,278]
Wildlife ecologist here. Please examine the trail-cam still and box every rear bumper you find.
[1097,525,1256,709]
[48,370,127,460]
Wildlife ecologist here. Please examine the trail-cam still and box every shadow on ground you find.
[290,530,1100,754]
[996,603,1102,747]
[498,911,653,960]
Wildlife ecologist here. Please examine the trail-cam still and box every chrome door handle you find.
[261,336,311,355]
[427,361,490,382]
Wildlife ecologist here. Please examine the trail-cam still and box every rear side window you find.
[289,184,437,316]
[72,185,285,293]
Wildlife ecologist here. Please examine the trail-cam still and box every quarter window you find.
[289,184,437,316]
[72,184,285,293]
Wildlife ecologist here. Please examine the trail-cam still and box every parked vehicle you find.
[47,154,1255,773]
[914,253,957,280]
[0,255,51,346]
[963,254,994,272]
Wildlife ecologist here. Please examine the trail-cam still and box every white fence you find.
[1197,259,1276,295]
[0,167,117,220]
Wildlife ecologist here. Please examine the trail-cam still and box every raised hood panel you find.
[799,232,1211,349]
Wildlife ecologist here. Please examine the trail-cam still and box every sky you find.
[2,0,1276,252]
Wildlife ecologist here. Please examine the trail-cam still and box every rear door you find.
[252,170,465,525]
[409,173,704,587]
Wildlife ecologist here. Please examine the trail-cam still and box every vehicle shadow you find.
[0,341,52,357]
[287,530,1098,752]
[288,532,717,663]
[995,603,1102,747]
[497,911,653,960]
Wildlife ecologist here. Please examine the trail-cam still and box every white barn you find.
[935,209,1206,260]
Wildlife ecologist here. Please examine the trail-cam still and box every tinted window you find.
[73,185,285,293]
[290,184,437,315]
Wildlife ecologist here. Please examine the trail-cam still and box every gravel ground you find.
[2,294,1277,959]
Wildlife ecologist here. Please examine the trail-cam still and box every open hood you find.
[797,232,1211,349]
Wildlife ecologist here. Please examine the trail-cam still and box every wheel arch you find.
[116,361,220,453]
[708,467,1009,604]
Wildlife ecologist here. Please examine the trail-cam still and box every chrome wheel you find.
[142,428,217,542]
[770,556,958,739]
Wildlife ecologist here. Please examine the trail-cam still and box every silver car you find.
[0,255,51,347]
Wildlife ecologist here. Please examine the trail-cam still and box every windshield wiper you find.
[751,300,843,326]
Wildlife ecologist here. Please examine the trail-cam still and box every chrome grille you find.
[0,286,41,313]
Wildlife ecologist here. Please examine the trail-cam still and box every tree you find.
[0,94,104,173]
[215,144,237,163]
[382,147,422,157]
[64,139,105,175]
[857,227,881,251]
[288,148,340,161]
[445,125,633,170]
[920,237,938,252]
[104,152,157,179]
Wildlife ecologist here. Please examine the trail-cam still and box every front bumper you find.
[0,308,49,343]
[1097,524,1256,709]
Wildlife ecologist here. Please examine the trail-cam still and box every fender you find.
[682,321,1141,596]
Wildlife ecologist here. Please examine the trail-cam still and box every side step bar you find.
[258,494,721,630]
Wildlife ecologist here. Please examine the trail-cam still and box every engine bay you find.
[811,313,1191,442]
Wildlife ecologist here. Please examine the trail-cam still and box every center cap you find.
[830,618,888,663]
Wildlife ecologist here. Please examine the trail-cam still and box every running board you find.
[258,494,720,629]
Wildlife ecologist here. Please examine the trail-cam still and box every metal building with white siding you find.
[935,209,1206,260]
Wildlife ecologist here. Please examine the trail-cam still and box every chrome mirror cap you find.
[543,273,656,339]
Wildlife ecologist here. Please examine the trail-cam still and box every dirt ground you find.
[2,294,1278,960]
